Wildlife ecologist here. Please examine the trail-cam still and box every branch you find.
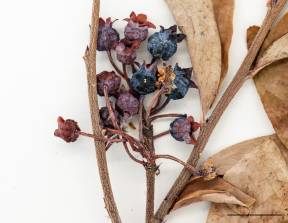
[153,1,288,222]
[139,97,157,223]
[83,0,121,222]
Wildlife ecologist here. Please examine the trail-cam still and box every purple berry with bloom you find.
[97,71,121,96]
[170,116,200,145]
[115,38,141,64]
[97,18,120,51]
[147,25,186,61]
[124,12,156,41]
[116,92,139,118]
[130,62,158,95]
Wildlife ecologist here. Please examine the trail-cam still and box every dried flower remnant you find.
[115,38,141,64]
[116,92,140,118]
[147,25,186,61]
[96,71,121,96]
[124,12,156,41]
[54,117,80,143]
[170,116,200,144]
[200,159,217,181]
[131,62,158,95]
[97,17,120,51]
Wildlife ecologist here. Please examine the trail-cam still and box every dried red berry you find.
[170,116,200,144]
[116,92,139,118]
[124,12,156,41]
[100,107,121,128]
[97,71,121,96]
[115,38,141,64]
[54,117,80,143]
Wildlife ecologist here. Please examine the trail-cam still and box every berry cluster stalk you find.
[153,0,288,222]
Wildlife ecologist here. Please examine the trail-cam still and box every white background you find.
[0,0,287,222]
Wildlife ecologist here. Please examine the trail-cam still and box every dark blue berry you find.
[97,18,120,51]
[167,64,196,100]
[97,71,121,96]
[147,25,186,61]
[130,62,157,95]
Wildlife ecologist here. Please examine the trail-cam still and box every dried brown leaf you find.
[210,136,271,175]
[212,0,235,83]
[206,136,288,223]
[172,177,255,211]
[259,12,288,56]
[246,13,288,53]
[166,0,222,114]
[251,33,288,76]
[254,60,288,148]
[247,26,260,49]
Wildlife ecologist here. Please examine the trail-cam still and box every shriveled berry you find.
[130,62,157,95]
[116,92,139,118]
[99,107,121,128]
[170,116,200,144]
[115,38,141,64]
[147,25,186,61]
[124,12,156,41]
[97,71,121,96]
[54,117,80,143]
[167,64,197,100]
[97,18,120,51]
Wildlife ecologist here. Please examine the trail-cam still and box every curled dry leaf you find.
[251,33,288,76]
[247,12,288,53]
[259,12,288,56]
[212,0,235,83]
[206,136,288,223]
[172,176,255,211]
[166,0,222,115]
[247,26,260,49]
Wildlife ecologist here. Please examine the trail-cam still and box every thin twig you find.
[147,88,167,118]
[153,1,288,222]
[154,154,197,172]
[149,113,185,123]
[83,0,121,222]
[104,87,145,165]
[153,130,170,140]
[79,132,124,143]
[151,98,171,116]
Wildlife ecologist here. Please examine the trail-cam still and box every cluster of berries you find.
[55,12,200,145]
[96,12,199,144]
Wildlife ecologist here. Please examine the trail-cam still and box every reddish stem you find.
[79,131,124,143]
[154,154,197,173]
[150,113,185,123]
[151,98,171,116]
[153,130,170,140]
